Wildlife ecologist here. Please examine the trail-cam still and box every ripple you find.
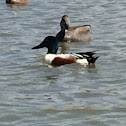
[66,107,104,114]
[0,115,21,123]
[1,0,126,126]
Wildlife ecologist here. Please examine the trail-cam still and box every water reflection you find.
[87,118,104,126]
[6,4,29,8]
[59,42,70,53]
[86,64,98,73]
[45,75,58,85]
[59,40,91,54]
[66,106,104,114]
[34,106,104,117]
[1,0,126,125]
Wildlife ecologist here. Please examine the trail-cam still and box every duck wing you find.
[76,51,96,57]
[71,51,99,64]
[69,25,91,33]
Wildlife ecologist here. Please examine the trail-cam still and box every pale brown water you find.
[0,0,126,126]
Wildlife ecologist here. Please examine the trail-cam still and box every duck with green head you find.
[32,36,99,67]
[32,15,99,67]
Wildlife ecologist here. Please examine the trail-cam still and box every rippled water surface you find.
[1,0,126,126]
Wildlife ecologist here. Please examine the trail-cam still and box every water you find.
[0,0,126,126]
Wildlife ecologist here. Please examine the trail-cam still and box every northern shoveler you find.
[32,36,99,67]
[59,15,92,42]
[6,0,29,4]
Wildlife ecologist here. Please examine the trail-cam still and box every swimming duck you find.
[59,15,92,42]
[32,36,99,67]
[6,0,29,4]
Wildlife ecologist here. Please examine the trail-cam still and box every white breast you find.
[44,54,56,64]
[44,54,72,64]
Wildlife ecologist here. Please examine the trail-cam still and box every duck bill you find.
[65,19,70,30]
[32,43,44,49]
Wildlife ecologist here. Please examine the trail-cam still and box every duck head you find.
[32,36,58,54]
[6,0,11,3]
[60,15,70,30]
[56,15,70,42]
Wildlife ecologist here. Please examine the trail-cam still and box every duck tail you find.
[87,56,99,64]
[76,51,96,57]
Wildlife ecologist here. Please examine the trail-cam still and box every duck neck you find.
[55,29,65,42]
[47,41,58,54]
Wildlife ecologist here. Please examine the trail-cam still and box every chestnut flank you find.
[52,57,76,66]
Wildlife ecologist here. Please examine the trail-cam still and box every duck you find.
[6,0,29,4]
[58,15,92,42]
[32,36,99,67]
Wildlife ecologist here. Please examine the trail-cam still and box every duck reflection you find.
[59,42,70,53]
[6,4,28,8]
[59,40,91,54]
[45,75,58,85]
